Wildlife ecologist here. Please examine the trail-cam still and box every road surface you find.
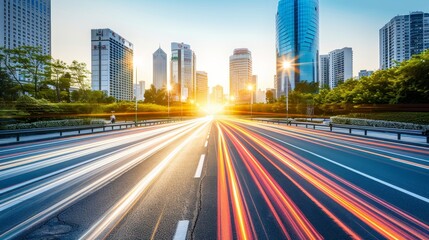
[0,117,428,239]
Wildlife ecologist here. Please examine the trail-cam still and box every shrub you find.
[15,95,61,115]
[90,119,107,125]
[331,116,429,131]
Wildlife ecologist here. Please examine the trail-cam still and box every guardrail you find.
[255,119,429,144]
[0,119,178,143]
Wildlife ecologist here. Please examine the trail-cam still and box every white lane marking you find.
[204,141,208,148]
[256,130,429,204]
[194,155,206,178]
[173,220,190,240]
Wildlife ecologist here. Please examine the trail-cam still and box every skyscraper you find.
[276,0,319,98]
[211,85,224,105]
[380,12,429,69]
[91,29,134,101]
[153,47,167,90]
[0,0,51,55]
[229,48,252,102]
[0,0,51,83]
[319,48,353,89]
[319,55,330,89]
[196,71,208,106]
[170,42,196,102]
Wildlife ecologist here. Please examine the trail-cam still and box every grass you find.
[341,112,429,125]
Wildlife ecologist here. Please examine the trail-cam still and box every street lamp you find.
[247,85,254,119]
[282,61,292,121]
[134,58,143,126]
[167,85,172,118]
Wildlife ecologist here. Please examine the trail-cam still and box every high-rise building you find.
[153,47,167,90]
[211,85,224,105]
[319,55,330,88]
[1,0,51,83]
[256,89,267,104]
[196,71,208,106]
[358,70,374,79]
[276,0,319,97]
[0,0,51,55]
[328,48,353,89]
[380,12,429,69]
[91,29,134,101]
[134,81,145,101]
[229,48,252,102]
[170,42,196,102]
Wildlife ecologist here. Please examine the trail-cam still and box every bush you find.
[15,95,61,115]
[90,119,107,125]
[331,116,429,131]
[3,119,97,130]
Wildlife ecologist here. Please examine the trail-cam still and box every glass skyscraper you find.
[276,0,319,97]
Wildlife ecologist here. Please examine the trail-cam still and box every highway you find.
[0,117,428,239]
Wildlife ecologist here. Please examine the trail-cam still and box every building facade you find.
[0,0,51,55]
[229,48,252,102]
[170,42,196,102]
[153,47,167,90]
[211,85,224,105]
[196,71,208,106]
[358,70,374,79]
[319,55,330,88]
[380,12,429,69]
[328,48,353,89]
[91,29,134,101]
[276,0,319,98]
[134,81,145,101]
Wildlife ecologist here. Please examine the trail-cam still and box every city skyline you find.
[52,0,429,93]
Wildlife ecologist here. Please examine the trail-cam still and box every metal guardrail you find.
[255,119,429,144]
[0,119,178,143]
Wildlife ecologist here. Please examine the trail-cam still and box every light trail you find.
[216,119,429,240]
[0,119,208,240]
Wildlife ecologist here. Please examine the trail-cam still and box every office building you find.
[380,12,429,69]
[196,71,208,106]
[91,29,134,101]
[328,48,353,89]
[358,70,374,79]
[276,0,319,97]
[211,85,224,105]
[153,47,167,90]
[134,81,145,101]
[0,0,51,55]
[1,0,51,83]
[170,42,196,102]
[256,89,266,104]
[229,48,252,102]
[319,55,330,88]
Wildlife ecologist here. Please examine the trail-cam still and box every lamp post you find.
[282,61,292,121]
[167,85,172,118]
[135,66,138,126]
[247,85,253,119]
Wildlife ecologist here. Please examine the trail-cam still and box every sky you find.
[52,0,429,94]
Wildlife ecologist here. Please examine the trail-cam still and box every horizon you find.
[52,0,429,94]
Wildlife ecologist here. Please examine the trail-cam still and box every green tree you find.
[3,46,51,98]
[49,59,69,102]
[69,60,90,91]
[266,90,275,103]
[144,85,157,104]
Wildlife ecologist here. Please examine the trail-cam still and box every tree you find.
[0,69,19,101]
[0,46,51,98]
[144,85,157,104]
[50,59,68,102]
[266,90,275,104]
[69,60,90,91]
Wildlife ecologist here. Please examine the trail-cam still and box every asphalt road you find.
[0,117,428,240]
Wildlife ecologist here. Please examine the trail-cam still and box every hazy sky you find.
[52,0,429,93]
